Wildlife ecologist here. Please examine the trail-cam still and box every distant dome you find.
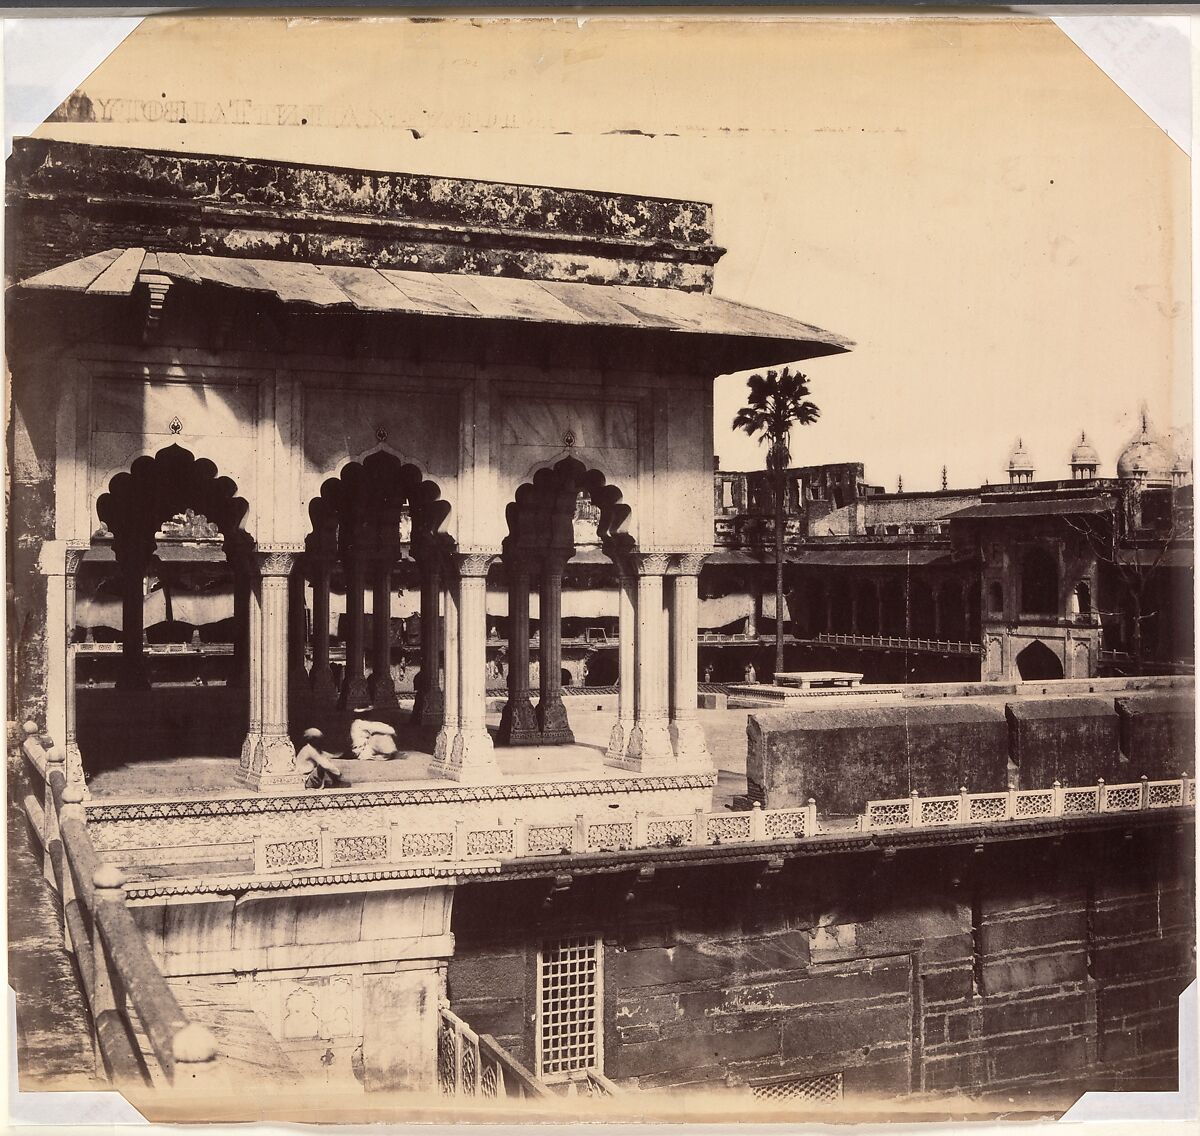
[1070,431,1100,467]
[1117,413,1174,482]
[1007,437,1035,474]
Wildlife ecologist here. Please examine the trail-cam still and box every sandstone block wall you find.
[1115,692,1196,780]
[447,821,1194,1101]
[746,703,1010,814]
[1006,698,1122,789]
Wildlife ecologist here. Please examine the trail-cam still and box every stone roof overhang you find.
[706,547,951,567]
[13,247,853,372]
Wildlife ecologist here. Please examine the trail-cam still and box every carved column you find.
[436,552,500,783]
[605,557,638,765]
[849,581,860,636]
[116,558,150,690]
[308,557,338,704]
[536,550,574,745]
[340,554,372,710]
[414,553,444,729]
[63,545,88,787]
[932,585,943,639]
[242,547,304,791]
[497,557,539,745]
[238,564,261,775]
[625,553,674,771]
[287,568,310,713]
[669,554,711,770]
[369,560,398,707]
[432,571,460,768]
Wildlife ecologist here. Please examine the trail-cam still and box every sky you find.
[20,14,1192,492]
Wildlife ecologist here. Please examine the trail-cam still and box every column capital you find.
[257,544,304,576]
[456,551,498,578]
[672,552,710,576]
[65,542,90,577]
[633,552,673,576]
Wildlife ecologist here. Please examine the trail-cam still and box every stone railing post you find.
[805,798,819,837]
[42,739,64,887]
[958,785,970,824]
[910,790,921,828]
[750,801,766,841]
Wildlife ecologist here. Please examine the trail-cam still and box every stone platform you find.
[727,682,904,709]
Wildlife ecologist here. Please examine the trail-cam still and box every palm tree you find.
[732,367,820,678]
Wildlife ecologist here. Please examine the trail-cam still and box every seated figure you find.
[294,728,346,789]
[349,716,400,761]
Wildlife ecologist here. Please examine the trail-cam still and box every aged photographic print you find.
[4,12,1195,1126]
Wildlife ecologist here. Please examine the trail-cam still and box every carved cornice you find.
[83,772,718,823]
[124,861,498,901]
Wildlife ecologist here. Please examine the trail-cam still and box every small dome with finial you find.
[1071,431,1100,466]
[1116,408,1174,483]
[1007,438,1035,483]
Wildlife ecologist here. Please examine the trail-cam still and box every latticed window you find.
[536,936,602,1081]
[751,1071,844,1103]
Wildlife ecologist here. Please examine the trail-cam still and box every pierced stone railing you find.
[815,632,983,656]
[438,1004,551,1100]
[247,771,1196,878]
[859,775,1195,831]
[15,723,224,1092]
[254,801,820,875]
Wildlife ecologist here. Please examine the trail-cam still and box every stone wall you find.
[1115,692,1196,780]
[447,818,1194,1102]
[746,704,1011,814]
[1007,698,1121,789]
[749,688,1195,811]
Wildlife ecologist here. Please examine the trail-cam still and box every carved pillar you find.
[308,557,338,704]
[669,554,711,770]
[824,588,834,635]
[432,571,460,768]
[497,558,539,745]
[625,553,674,771]
[340,554,371,710]
[849,580,860,636]
[238,564,261,775]
[536,550,574,745]
[287,568,310,713]
[932,585,943,639]
[414,554,444,729]
[436,552,499,783]
[116,559,149,690]
[605,558,637,765]
[876,581,885,638]
[369,560,398,707]
[63,545,88,787]
[242,547,304,791]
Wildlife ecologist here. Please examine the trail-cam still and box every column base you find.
[604,719,632,765]
[536,695,575,746]
[340,675,373,712]
[309,665,339,706]
[670,718,713,773]
[431,725,458,767]
[431,727,501,784]
[418,690,445,730]
[240,731,305,792]
[369,671,399,708]
[497,695,540,745]
[614,719,676,773]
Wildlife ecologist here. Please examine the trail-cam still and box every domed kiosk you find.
[1069,431,1100,480]
[1117,412,1175,485]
